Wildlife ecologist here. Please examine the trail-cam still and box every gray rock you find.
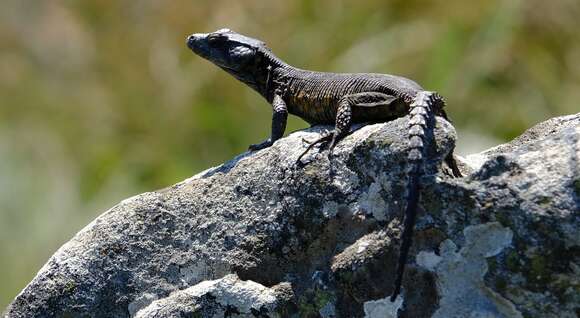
[5,114,579,318]
[134,274,294,317]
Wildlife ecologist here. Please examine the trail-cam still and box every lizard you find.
[186,28,462,302]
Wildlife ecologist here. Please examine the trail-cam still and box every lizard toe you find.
[248,139,273,151]
[296,134,332,165]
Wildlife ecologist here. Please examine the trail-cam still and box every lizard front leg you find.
[249,94,288,151]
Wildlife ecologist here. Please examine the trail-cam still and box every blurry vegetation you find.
[1,0,579,309]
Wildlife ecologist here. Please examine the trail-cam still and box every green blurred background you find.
[1,0,579,309]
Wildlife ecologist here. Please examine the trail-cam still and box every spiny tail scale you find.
[391,91,441,301]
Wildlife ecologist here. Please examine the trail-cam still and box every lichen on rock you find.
[134,274,293,317]
[416,223,521,318]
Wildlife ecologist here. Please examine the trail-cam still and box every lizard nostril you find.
[186,35,199,47]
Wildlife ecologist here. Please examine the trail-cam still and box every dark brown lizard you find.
[186,28,462,302]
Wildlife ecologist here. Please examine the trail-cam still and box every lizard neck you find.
[255,49,297,102]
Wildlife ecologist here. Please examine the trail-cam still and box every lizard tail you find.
[390,91,441,302]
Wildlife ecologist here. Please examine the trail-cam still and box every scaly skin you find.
[187,29,462,302]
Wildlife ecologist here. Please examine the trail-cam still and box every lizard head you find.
[187,29,273,93]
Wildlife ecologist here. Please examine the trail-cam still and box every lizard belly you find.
[286,93,338,125]
[351,98,409,123]
[286,89,408,125]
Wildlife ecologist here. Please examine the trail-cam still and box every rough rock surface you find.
[134,274,295,318]
[5,113,579,318]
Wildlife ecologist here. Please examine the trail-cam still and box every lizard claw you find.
[249,139,273,151]
[301,138,328,149]
[296,133,333,165]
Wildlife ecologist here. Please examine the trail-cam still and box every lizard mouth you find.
[187,33,219,62]
[186,33,231,70]
[186,35,232,71]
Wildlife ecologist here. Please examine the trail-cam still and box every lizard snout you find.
[186,34,212,58]
[186,34,198,48]
[186,33,207,49]
[186,35,194,46]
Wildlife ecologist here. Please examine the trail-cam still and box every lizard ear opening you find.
[229,46,255,64]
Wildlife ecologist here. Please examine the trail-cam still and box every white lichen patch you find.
[363,294,403,318]
[201,275,278,311]
[416,250,442,271]
[417,222,522,318]
[135,274,279,317]
[357,239,371,254]
[357,182,388,221]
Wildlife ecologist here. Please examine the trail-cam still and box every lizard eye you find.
[207,34,226,47]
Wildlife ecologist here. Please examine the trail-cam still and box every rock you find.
[5,113,579,318]
[134,274,294,317]
[463,113,579,171]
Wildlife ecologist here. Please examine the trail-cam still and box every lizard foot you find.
[248,139,273,151]
[445,154,463,178]
[296,133,333,165]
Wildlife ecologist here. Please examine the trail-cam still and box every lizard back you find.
[279,69,423,124]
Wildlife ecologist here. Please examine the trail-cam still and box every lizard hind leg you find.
[296,98,352,165]
[296,92,399,166]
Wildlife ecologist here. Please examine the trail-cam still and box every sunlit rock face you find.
[5,113,579,318]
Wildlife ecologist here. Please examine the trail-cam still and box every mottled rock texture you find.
[5,113,579,318]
